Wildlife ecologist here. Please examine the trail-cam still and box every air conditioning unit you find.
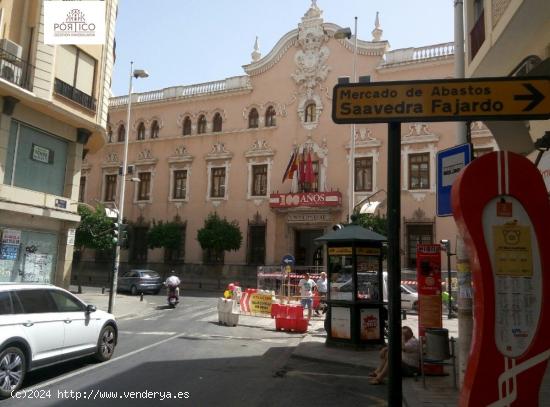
[0,38,23,59]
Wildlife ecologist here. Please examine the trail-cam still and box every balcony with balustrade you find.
[381,42,455,68]
[0,49,34,91]
[53,78,97,112]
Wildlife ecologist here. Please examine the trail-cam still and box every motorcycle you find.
[166,285,179,308]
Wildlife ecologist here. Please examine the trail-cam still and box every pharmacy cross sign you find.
[332,76,550,123]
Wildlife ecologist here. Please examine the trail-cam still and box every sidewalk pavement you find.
[70,285,152,319]
[291,312,460,407]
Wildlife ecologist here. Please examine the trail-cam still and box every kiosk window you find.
[329,253,353,301]
[356,255,380,301]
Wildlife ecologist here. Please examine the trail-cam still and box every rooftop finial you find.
[251,36,261,62]
[372,11,383,41]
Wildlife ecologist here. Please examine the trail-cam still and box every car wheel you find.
[0,347,26,399]
[94,325,116,362]
[130,285,138,296]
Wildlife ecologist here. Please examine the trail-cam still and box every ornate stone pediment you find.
[105,151,119,163]
[353,128,382,148]
[245,139,274,158]
[401,123,439,144]
[168,145,194,164]
[205,141,233,161]
[135,149,158,166]
[137,149,153,161]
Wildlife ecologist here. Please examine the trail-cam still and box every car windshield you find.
[140,272,159,279]
[402,284,417,293]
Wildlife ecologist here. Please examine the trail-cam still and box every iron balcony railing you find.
[54,78,97,111]
[0,50,34,91]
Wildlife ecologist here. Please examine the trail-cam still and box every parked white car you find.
[0,283,118,398]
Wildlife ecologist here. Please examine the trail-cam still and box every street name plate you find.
[332,77,550,124]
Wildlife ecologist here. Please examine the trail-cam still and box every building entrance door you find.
[294,229,324,266]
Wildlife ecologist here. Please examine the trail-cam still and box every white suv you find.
[0,284,118,398]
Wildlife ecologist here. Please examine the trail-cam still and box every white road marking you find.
[183,306,217,320]
[119,331,177,336]
[21,333,182,392]
[286,370,373,380]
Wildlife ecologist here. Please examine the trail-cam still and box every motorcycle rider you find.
[165,270,181,301]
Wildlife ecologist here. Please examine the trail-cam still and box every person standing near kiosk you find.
[298,272,316,321]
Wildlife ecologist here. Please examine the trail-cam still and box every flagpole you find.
[349,16,358,221]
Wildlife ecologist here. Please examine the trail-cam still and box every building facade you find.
[464,0,550,158]
[0,0,118,287]
[81,2,496,280]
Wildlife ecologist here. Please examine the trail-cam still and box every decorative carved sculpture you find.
[291,0,330,119]
[138,149,153,160]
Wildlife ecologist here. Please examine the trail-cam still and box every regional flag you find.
[287,150,299,180]
[282,151,296,182]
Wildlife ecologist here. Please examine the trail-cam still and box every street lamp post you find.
[441,239,456,319]
[335,17,358,222]
[108,61,149,314]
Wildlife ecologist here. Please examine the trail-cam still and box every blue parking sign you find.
[437,143,472,217]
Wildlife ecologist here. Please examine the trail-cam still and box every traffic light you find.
[119,223,128,247]
[111,219,120,245]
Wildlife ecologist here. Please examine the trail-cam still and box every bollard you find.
[78,283,82,294]
[102,287,105,294]
[402,309,407,320]
[140,292,144,302]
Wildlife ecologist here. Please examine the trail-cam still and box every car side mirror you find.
[86,304,97,313]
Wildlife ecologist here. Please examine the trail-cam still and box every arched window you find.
[265,106,276,127]
[117,124,125,142]
[151,120,160,139]
[213,112,222,132]
[305,103,316,123]
[137,122,145,140]
[107,125,113,143]
[182,116,192,136]
[197,115,207,134]
[248,108,259,128]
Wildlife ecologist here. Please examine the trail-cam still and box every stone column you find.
[0,96,20,183]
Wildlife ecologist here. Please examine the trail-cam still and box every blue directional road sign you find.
[437,143,472,217]
[281,254,295,267]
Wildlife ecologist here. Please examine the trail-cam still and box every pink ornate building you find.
[81,2,495,280]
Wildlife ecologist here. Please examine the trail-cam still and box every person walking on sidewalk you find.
[298,272,316,320]
[368,326,420,385]
[314,272,327,316]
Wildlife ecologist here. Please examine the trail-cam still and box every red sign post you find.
[452,151,550,406]
[416,244,443,336]
[416,244,443,374]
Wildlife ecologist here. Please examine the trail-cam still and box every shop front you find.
[0,227,60,283]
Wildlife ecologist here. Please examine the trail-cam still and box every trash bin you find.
[425,328,450,360]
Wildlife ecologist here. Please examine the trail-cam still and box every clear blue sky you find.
[112,0,455,96]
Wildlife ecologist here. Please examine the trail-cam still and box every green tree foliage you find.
[75,204,117,252]
[147,221,182,250]
[196,212,243,253]
[355,213,388,237]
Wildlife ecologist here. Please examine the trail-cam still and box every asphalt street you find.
[1,292,385,407]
